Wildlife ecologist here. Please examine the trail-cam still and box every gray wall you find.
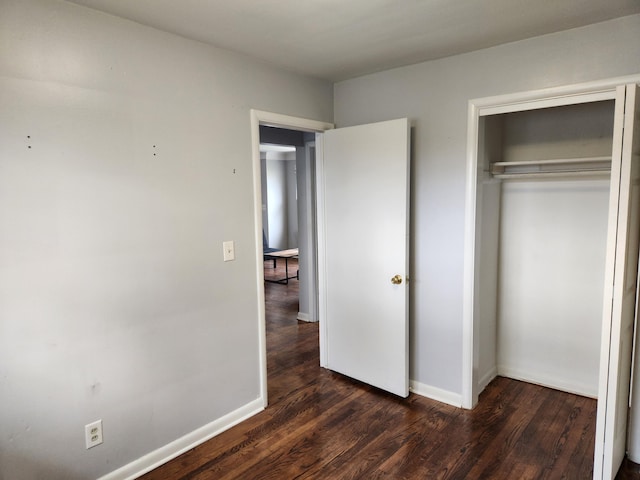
[265,152,297,250]
[334,14,640,396]
[286,160,298,248]
[0,0,332,479]
[266,158,287,248]
[260,153,269,240]
[296,141,317,322]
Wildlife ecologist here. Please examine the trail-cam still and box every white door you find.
[594,83,640,479]
[318,118,410,397]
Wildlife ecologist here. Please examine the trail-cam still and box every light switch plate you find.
[223,241,235,262]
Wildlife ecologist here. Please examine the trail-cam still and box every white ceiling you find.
[66,0,640,81]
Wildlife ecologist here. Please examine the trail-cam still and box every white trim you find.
[462,74,640,411]
[409,380,462,408]
[315,134,329,367]
[478,367,498,394]
[297,311,317,322]
[304,140,318,324]
[250,110,334,401]
[593,84,626,479]
[98,399,264,480]
[477,90,616,116]
[471,74,640,116]
[462,99,480,409]
[498,367,598,399]
[595,83,638,480]
[252,110,334,133]
[250,110,269,408]
[474,368,596,398]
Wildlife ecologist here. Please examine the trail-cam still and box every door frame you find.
[250,110,334,407]
[301,140,318,324]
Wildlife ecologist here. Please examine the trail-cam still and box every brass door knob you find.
[391,274,403,285]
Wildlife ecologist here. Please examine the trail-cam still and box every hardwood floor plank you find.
[536,395,594,479]
[458,381,549,479]
[294,392,414,479]
[231,387,398,479]
[203,386,372,479]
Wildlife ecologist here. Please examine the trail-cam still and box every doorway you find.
[252,111,412,403]
[250,110,333,406]
[260,127,315,303]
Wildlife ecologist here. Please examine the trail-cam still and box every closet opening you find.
[464,80,640,479]
[475,100,616,399]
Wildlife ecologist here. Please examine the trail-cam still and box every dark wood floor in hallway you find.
[141,259,640,479]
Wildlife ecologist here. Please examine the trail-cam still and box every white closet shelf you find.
[490,156,612,179]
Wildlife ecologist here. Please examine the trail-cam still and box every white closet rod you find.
[491,156,611,178]
[493,170,610,180]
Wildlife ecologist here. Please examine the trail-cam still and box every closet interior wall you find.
[477,100,616,398]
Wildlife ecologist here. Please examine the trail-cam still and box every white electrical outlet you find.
[85,420,103,449]
[223,240,235,262]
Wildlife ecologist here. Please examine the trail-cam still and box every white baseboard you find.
[297,312,316,322]
[409,380,462,408]
[497,365,597,399]
[99,398,264,480]
[478,367,498,394]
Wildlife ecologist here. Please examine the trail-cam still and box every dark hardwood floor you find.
[140,258,640,479]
